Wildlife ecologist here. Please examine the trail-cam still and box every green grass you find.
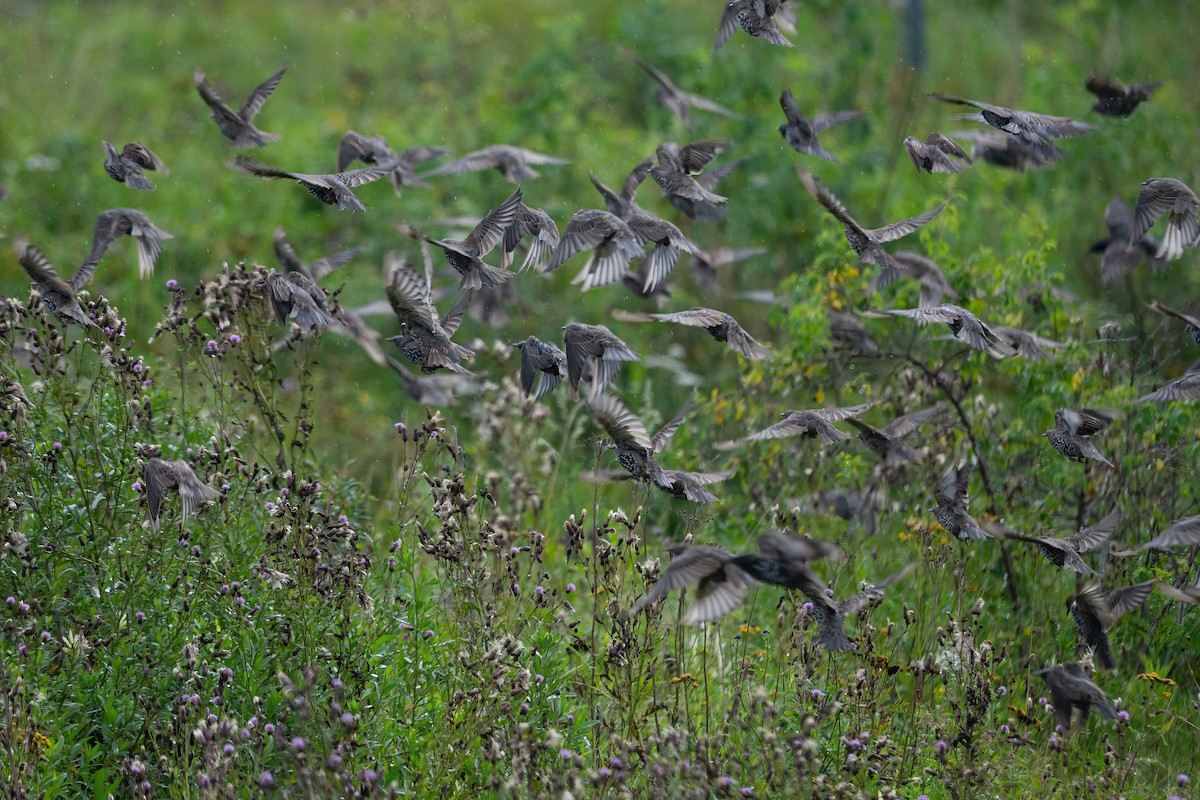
[1,1,1199,798]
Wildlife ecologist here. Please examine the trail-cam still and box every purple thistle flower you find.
[559,749,574,759]
[52,442,62,451]
[1117,710,1130,723]
[257,772,274,788]
[223,743,234,755]
[535,585,544,596]
[802,602,814,611]
[327,754,343,770]
[41,631,51,641]
[264,723,275,734]
[934,740,948,755]
[204,339,218,355]
[598,768,611,779]
[290,736,306,751]
[1177,774,1190,786]
[229,334,241,345]
[166,279,178,290]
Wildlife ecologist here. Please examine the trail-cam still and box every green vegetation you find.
[1,1,1199,798]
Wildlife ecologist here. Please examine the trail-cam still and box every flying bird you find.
[870,251,957,308]
[427,187,522,290]
[1034,664,1119,729]
[103,141,168,190]
[81,208,174,280]
[846,404,945,468]
[262,269,336,332]
[778,90,863,162]
[929,93,1096,138]
[619,46,740,124]
[1066,579,1155,670]
[799,170,944,286]
[715,0,794,48]
[545,210,644,291]
[650,140,731,211]
[1111,514,1200,556]
[382,253,474,374]
[932,461,988,541]
[335,131,450,196]
[194,65,286,148]
[562,323,639,401]
[882,304,1016,358]
[501,201,560,272]
[1145,300,1200,348]
[623,544,754,625]
[1134,366,1200,404]
[231,155,389,212]
[144,457,221,533]
[1090,197,1165,284]
[423,145,569,183]
[828,311,879,356]
[611,307,771,360]
[1128,178,1200,262]
[273,227,364,283]
[1002,508,1121,573]
[990,326,1066,362]
[513,336,567,399]
[1085,74,1160,117]
[688,245,767,292]
[1043,408,1117,469]
[665,155,747,223]
[14,239,98,328]
[714,401,873,450]
[903,133,972,174]
[952,128,1064,172]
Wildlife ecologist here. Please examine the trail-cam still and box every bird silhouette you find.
[194,65,286,148]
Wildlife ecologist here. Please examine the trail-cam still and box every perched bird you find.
[619,46,740,124]
[611,307,771,360]
[427,187,522,290]
[623,545,754,625]
[929,93,1096,138]
[990,326,1066,362]
[335,131,450,197]
[562,323,639,401]
[1002,508,1121,573]
[144,457,221,533]
[1090,197,1165,284]
[1145,300,1200,348]
[546,210,644,291]
[14,239,98,328]
[1134,366,1200,404]
[799,170,944,286]
[103,141,168,190]
[1043,408,1117,469]
[932,461,988,541]
[882,304,1016,358]
[423,145,569,183]
[501,201,560,272]
[194,65,286,148]
[828,311,879,356]
[650,140,731,211]
[1085,74,1160,117]
[262,269,336,332]
[273,227,364,283]
[870,251,957,308]
[81,208,175,280]
[714,401,873,450]
[778,90,863,162]
[715,0,794,48]
[513,336,567,399]
[1128,178,1200,262]
[1034,664,1119,729]
[903,133,972,174]
[1111,514,1200,556]
[846,404,945,468]
[383,253,473,374]
[590,160,694,292]
[230,155,388,212]
[1066,579,1155,670]
[952,128,1064,172]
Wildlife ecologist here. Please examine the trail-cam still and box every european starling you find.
[501,201,560,272]
[1134,367,1200,404]
[799,170,944,286]
[1111,514,1200,556]
[952,128,1064,172]
[1090,197,1165,284]
[585,394,672,491]
[274,227,364,282]
[81,208,174,280]
[611,307,771,360]
[624,545,754,625]
[335,131,450,196]
[929,93,1096,138]
[932,461,988,541]
[423,145,569,183]
[778,90,863,163]
[715,0,794,48]
[665,155,747,223]
[714,401,873,450]
[1033,664,1119,729]
[263,269,336,332]
[428,187,522,290]
[990,326,1066,362]
[1043,408,1116,469]
[689,245,766,292]
[144,457,221,533]
[1016,281,1079,314]
[562,322,639,401]
[660,469,735,504]
[1145,300,1200,348]
[1129,178,1200,262]
[383,253,474,374]
[846,404,945,468]
[903,133,972,174]
[1155,581,1200,605]
[194,65,286,148]
[230,155,388,212]
[590,160,695,292]
[883,304,1016,358]
[103,141,167,190]
[619,46,740,125]
[14,239,98,328]
[828,311,879,356]
[1085,74,1160,117]
[650,140,731,210]
[1004,508,1121,573]
[870,251,957,308]
[1066,579,1155,670]
[513,335,567,399]
[546,210,644,291]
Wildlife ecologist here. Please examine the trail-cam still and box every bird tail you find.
[815,611,853,652]
[1094,637,1116,671]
